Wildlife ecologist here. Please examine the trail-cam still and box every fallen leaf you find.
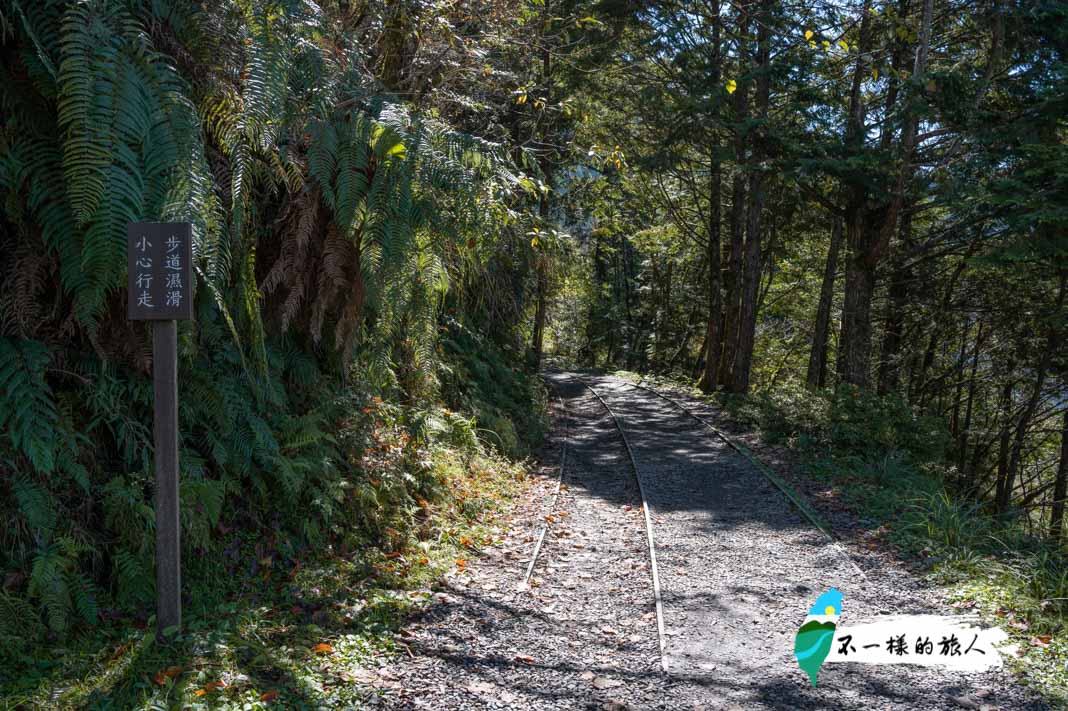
[194,680,226,696]
[312,643,334,654]
[580,670,596,681]
[514,654,535,664]
[455,558,467,570]
[152,666,183,685]
[1031,635,1052,647]
[260,689,280,702]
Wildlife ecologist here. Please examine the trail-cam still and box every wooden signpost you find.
[127,222,193,640]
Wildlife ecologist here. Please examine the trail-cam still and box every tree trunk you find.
[531,264,547,367]
[838,249,877,387]
[840,0,930,388]
[917,258,969,407]
[997,273,1066,513]
[806,219,843,390]
[718,0,751,387]
[730,0,770,394]
[994,376,1014,507]
[836,0,874,385]
[697,157,723,391]
[1049,408,1068,541]
[697,5,723,392]
[957,320,984,479]
[877,212,912,394]
[530,5,553,370]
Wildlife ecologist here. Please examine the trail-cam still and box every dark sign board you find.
[127,222,194,321]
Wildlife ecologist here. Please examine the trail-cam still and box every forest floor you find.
[370,372,1048,710]
[5,373,1056,710]
[0,448,531,710]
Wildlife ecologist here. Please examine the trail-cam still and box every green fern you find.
[0,338,57,473]
[0,590,45,654]
[13,477,56,540]
[0,0,539,644]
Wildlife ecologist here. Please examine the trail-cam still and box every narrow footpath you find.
[375,372,1045,710]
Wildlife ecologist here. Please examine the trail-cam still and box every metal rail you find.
[569,375,668,671]
[626,378,868,581]
[524,395,569,584]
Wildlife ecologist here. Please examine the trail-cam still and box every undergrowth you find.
[0,409,530,709]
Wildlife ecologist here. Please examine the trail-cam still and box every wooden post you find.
[153,319,181,639]
[128,222,193,641]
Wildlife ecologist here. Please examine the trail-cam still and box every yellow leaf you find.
[725,79,737,94]
[516,93,527,105]
[822,40,831,50]
[531,237,539,248]
[838,39,849,51]
[482,64,492,77]
[804,30,814,40]
[872,67,879,81]
[312,642,334,654]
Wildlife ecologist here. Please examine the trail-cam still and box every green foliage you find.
[718,381,949,467]
[440,318,548,457]
[0,338,58,473]
[0,0,544,654]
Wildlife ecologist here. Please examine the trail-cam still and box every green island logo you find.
[793,587,843,686]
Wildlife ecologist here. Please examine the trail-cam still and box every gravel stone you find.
[374,372,1047,710]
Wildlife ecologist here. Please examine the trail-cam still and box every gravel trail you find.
[376,374,662,709]
[374,372,1046,710]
